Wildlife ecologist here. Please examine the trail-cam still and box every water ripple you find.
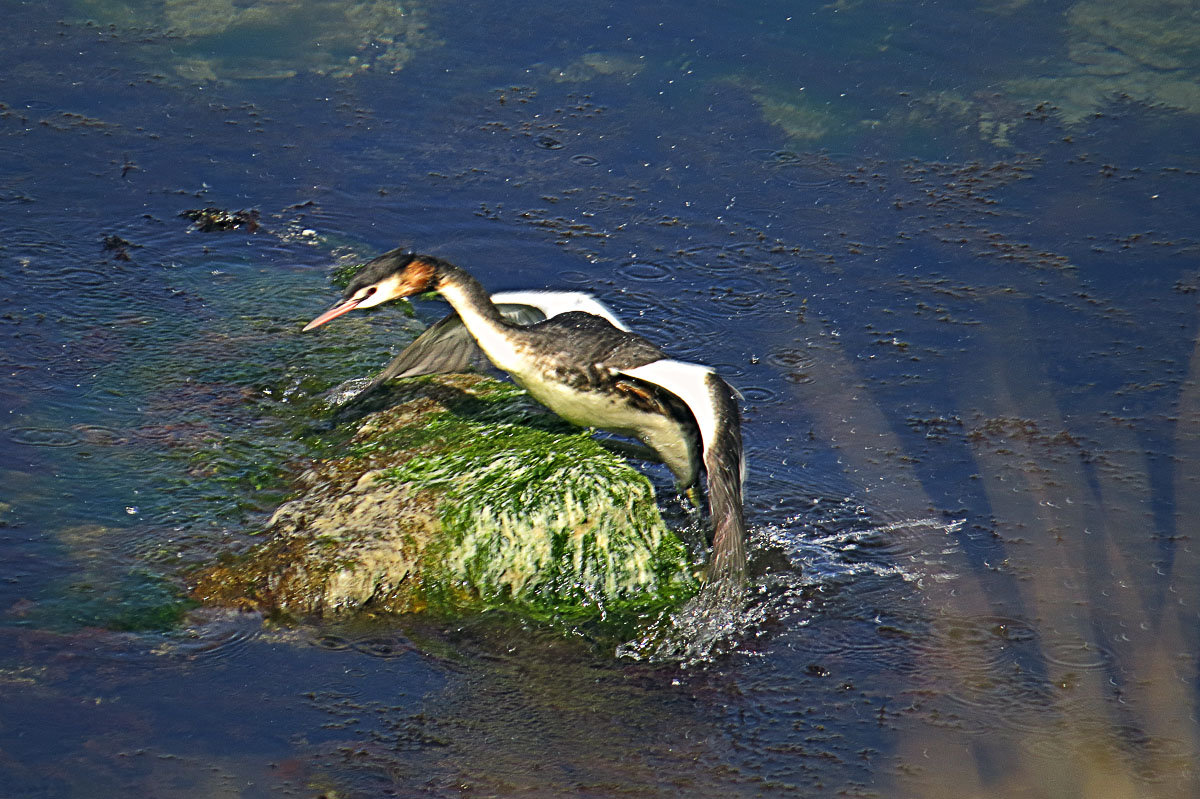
[765,346,816,384]
[556,269,593,285]
[676,244,754,274]
[162,609,265,661]
[749,148,842,189]
[791,614,926,668]
[942,667,1068,735]
[1041,633,1115,670]
[934,614,1039,660]
[739,385,780,404]
[310,633,353,650]
[351,635,416,659]
[4,229,77,259]
[20,259,116,291]
[614,260,672,282]
[824,517,965,563]
[7,426,83,447]
[618,291,722,346]
[71,424,129,446]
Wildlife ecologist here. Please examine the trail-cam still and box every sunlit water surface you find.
[2,0,1198,795]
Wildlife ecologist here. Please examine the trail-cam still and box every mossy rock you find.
[190,374,699,625]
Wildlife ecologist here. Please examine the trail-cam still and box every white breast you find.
[515,368,698,484]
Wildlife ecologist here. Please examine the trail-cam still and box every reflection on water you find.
[1,0,1199,794]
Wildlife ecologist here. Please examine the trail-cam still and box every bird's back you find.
[522,311,667,373]
[497,312,701,484]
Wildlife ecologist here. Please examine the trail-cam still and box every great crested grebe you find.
[361,289,631,390]
[304,249,747,588]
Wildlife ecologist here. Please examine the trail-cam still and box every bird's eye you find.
[364,286,377,297]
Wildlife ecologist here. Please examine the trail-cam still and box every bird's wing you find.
[490,290,630,331]
[371,292,627,385]
[368,304,540,384]
[618,360,747,587]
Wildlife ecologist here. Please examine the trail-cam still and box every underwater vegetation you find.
[69,0,435,80]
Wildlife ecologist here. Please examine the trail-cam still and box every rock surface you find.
[190,374,698,623]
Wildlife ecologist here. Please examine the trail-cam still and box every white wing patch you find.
[489,291,630,331]
[618,359,719,456]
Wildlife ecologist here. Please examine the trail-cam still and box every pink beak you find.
[303,297,362,331]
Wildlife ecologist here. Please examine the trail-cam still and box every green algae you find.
[735,0,1200,150]
[378,411,696,620]
[329,257,368,290]
[68,0,435,82]
[191,374,699,633]
[1006,0,1200,124]
[753,87,843,142]
[546,51,647,83]
[346,378,570,455]
[14,569,195,633]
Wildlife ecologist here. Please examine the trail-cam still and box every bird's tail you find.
[702,373,747,590]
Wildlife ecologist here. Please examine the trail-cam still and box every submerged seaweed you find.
[68,0,435,81]
[1007,0,1200,123]
[13,567,195,633]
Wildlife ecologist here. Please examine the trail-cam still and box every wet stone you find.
[189,373,698,625]
[180,206,260,233]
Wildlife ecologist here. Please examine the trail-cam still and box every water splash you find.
[322,375,377,408]
[618,515,965,666]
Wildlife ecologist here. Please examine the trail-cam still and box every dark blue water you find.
[2,0,1199,795]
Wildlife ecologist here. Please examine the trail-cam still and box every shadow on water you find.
[1,0,1199,795]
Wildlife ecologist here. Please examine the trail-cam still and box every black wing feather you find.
[366,304,549,389]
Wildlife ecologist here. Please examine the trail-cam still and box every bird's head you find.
[303,249,440,331]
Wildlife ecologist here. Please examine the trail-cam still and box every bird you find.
[303,248,747,588]
[359,289,631,392]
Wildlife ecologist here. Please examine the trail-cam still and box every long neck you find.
[432,261,526,372]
